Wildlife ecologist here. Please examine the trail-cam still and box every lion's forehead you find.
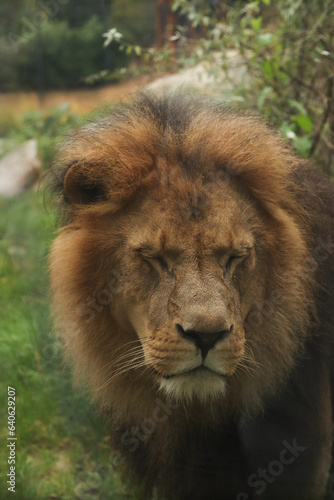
[125,176,256,256]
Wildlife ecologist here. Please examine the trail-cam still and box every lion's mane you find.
[49,92,334,500]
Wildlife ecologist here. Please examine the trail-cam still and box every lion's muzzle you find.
[175,323,234,358]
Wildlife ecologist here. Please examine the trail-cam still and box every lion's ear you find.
[63,162,108,205]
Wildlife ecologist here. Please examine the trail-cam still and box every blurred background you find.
[0,1,333,499]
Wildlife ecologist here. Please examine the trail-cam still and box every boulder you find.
[0,139,41,197]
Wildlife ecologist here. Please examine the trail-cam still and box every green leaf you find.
[262,0,271,4]
[292,135,312,157]
[277,70,290,85]
[262,60,274,80]
[288,99,307,116]
[202,16,210,27]
[293,115,313,133]
[134,46,142,56]
[171,1,181,11]
[258,86,273,108]
[251,17,262,31]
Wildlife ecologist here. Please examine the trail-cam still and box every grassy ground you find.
[0,78,145,118]
[0,189,128,499]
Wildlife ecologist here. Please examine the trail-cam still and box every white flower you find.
[103,28,123,47]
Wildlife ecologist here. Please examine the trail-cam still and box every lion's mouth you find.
[162,365,227,380]
[158,364,229,401]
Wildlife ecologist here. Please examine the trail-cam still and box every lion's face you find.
[93,169,266,402]
[50,92,312,414]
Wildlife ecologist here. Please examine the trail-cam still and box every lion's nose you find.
[176,323,234,358]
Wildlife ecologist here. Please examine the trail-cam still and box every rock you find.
[0,139,41,197]
[147,50,248,101]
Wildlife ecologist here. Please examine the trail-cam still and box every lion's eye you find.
[225,251,249,273]
[225,255,241,271]
[148,255,169,273]
[136,248,169,273]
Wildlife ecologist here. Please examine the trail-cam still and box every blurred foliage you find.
[0,16,118,91]
[0,189,127,499]
[0,104,84,168]
[172,0,334,173]
[0,0,155,91]
[104,0,334,174]
[110,0,155,45]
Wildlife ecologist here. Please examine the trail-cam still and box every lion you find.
[49,92,334,500]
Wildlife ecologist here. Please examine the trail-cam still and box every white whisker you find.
[96,358,152,391]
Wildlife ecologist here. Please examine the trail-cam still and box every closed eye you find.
[136,248,169,273]
[225,254,244,271]
[149,255,169,272]
[224,249,251,273]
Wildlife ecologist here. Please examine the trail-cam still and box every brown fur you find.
[49,92,334,500]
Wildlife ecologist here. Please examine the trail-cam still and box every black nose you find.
[176,324,234,358]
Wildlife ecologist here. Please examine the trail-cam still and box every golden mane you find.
[49,91,334,500]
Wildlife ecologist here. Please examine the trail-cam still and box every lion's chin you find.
[158,366,227,403]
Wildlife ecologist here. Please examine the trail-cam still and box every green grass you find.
[0,189,127,499]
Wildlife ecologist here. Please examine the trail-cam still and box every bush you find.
[169,0,334,174]
[0,16,128,91]
[1,105,83,168]
[110,0,155,45]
